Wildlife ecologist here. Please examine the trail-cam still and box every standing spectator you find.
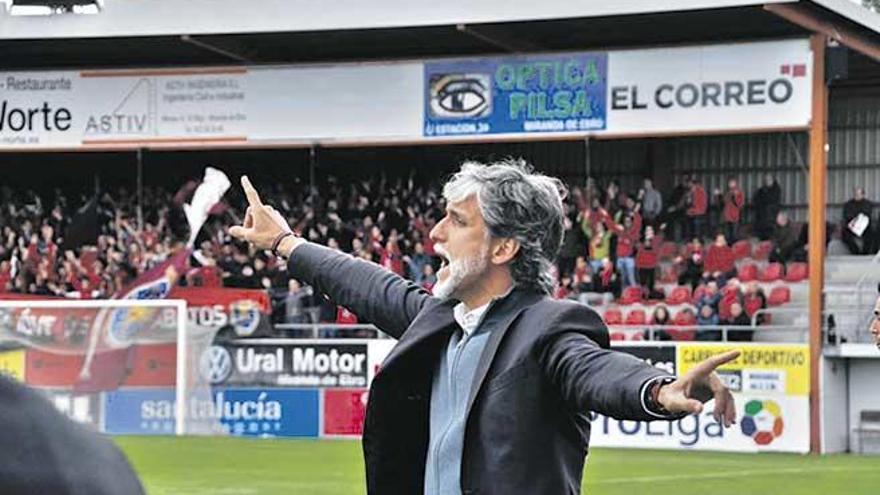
[722,178,745,241]
[635,226,660,290]
[587,219,612,275]
[708,187,724,239]
[557,216,585,278]
[640,178,663,227]
[420,264,437,292]
[282,279,312,325]
[686,176,708,241]
[754,174,781,240]
[605,214,638,288]
[842,187,875,255]
[666,173,691,242]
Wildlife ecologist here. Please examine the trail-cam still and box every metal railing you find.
[606,324,807,342]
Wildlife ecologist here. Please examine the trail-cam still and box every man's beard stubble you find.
[433,246,489,300]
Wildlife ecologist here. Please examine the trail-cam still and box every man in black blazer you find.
[230,161,738,495]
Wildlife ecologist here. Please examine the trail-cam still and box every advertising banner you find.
[103,387,320,437]
[0,39,811,149]
[25,349,84,387]
[199,341,368,388]
[0,69,247,148]
[592,342,810,453]
[121,343,177,387]
[0,349,25,381]
[606,39,812,134]
[424,52,607,136]
[323,388,369,437]
[167,287,270,338]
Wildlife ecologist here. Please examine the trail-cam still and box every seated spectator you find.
[696,304,721,341]
[677,239,705,289]
[646,304,673,341]
[743,281,767,325]
[696,280,721,310]
[723,302,753,342]
[842,186,875,255]
[770,212,804,264]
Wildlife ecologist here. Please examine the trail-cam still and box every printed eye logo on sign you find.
[429,74,491,118]
[229,299,260,337]
[740,399,784,446]
[199,345,233,385]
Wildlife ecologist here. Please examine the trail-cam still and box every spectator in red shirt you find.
[722,178,745,242]
[743,282,767,325]
[605,213,638,287]
[705,234,736,278]
[686,176,708,241]
[636,226,660,290]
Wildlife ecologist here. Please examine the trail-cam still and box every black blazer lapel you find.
[464,289,544,417]
[377,297,457,375]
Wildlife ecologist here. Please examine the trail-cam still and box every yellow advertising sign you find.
[0,349,25,382]
[677,343,809,396]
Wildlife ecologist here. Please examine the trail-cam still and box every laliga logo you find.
[199,345,233,385]
[740,399,784,446]
[429,73,491,119]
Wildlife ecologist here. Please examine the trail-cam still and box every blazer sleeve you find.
[538,303,679,421]
[287,242,432,339]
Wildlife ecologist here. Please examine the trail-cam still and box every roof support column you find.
[807,33,828,456]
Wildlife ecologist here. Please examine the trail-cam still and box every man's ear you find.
[490,238,520,266]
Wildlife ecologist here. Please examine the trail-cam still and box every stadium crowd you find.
[0,169,821,340]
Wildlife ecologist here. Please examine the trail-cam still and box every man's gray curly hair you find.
[442,159,566,295]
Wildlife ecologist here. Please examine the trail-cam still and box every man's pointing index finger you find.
[241,175,263,207]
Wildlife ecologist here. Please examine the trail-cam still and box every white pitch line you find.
[590,465,876,485]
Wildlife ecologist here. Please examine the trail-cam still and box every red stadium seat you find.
[738,263,758,282]
[785,262,808,282]
[610,332,626,341]
[603,308,623,326]
[767,286,791,306]
[732,240,752,260]
[620,286,643,306]
[625,309,647,325]
[719,297,735,320]
[659,242,678,261]
[759,263,784,282]
[665,286,691,306]
[754,241,774,261]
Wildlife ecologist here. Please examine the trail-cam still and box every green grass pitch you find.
[115,436,880,495]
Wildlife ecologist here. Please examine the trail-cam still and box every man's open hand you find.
[228,176,296,251]
[657,350,740,427]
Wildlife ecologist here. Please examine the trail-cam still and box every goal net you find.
[0,298,220,435]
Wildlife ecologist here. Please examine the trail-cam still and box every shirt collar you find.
[452,286,515,336]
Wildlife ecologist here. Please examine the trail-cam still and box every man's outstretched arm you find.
[228,176,430,339]
[540,303,738,424]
